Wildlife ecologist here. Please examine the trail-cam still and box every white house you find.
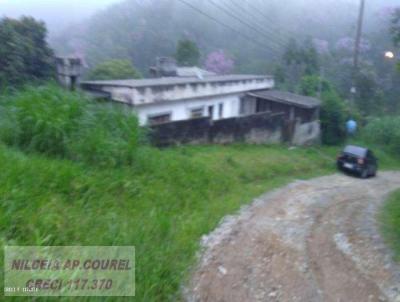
[81,74,274,125]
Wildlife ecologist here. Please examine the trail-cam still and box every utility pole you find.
[351,0,366,102]
[353,0,366,70]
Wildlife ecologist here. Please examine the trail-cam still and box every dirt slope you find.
[186,172,400,302]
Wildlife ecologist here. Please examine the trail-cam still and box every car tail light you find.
[358,158,365,165]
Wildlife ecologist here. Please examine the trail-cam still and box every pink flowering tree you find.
[377,6,397,20]
[335,37,371,53]
[312,39,329,55]
[204,50,234,74]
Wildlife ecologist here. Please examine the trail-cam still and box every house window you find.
[190,107,204,119]
[208,105,214,119]
[147,113,171,125]
[218,103,224,118]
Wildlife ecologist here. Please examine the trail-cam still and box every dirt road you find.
[186,172,400,302]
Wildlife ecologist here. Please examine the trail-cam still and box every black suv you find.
[337,145,378,178]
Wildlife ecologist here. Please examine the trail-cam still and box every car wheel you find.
[360,169,368,179]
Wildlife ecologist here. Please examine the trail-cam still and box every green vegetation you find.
[0,143,339,301]
[87,59,142,81]
[298,75,348,146]
[175,39,200,67]
[0,85,140,167]
[0,16,54,87]
[392,8,400,47]
[320,90,347,145]
[363,116,400,155]
[380,189,400,262]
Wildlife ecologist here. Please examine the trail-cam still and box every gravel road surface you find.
[186,172,400,302]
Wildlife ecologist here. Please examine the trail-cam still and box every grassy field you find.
[2,86,400,301]
[380,190,400,262]
[0,142,341,301]
[2,142,400,301]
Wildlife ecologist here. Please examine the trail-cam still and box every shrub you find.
[298,75,333,97]
[87,59,142,81]
[320,91,347,145]
[298,75,348,145]
[363,117,400,154]
[0,85,141,167]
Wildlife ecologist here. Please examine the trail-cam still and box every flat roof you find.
[248,90,321,109]
[81,74,273,89]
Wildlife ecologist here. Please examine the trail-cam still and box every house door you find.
[256,99,269,113]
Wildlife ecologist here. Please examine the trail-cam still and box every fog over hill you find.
[2,0,398,78]
[0,0,120,35]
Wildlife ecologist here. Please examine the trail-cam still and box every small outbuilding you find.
[240,90,321,145]
[242,90,321,122]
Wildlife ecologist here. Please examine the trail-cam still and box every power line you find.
[207,0,282,52]
[242,0,332,41]
[176,0,281,55]
[225,0,291,46]
[242,0,297,38]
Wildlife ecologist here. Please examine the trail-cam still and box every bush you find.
[0,85,141,167]
[320,91,347,145]
[298,75,348,145]
[298,75,333,97]
[87,59,142,81]
[363,117,400,154]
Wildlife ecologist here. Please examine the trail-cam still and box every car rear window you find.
[343,145,367,157]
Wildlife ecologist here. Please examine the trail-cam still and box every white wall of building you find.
[135,94,242,125]
[82,75,275,125]
[94,77,274,106]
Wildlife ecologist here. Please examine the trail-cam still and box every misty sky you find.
[0,0,397,36]
[0,0,121,33]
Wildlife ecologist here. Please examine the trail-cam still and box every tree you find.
[391,8,400,46]
[391,8,400,72]
[354,70,384,116]
[320,90,347,145]
[278,38,320,91]
[204,50,234,74]
[299,75,332,97]
[87,59,142,80]
[0,17,54,87]
[175,39,200,66]
[299,75,347,145]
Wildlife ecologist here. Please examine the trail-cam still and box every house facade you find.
[81,74,275,125]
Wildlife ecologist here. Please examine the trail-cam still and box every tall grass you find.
[0,85,140,167]
[0,143,338,301]
[380,189,400,262]
[363,117,400,155]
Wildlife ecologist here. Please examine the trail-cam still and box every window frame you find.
[147,111,172,125]
[188,106,205,119]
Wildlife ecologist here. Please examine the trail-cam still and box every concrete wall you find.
[149,112,284,147]
[56,57,82,90]
[134,94,242,125]
[291,120,321,146]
